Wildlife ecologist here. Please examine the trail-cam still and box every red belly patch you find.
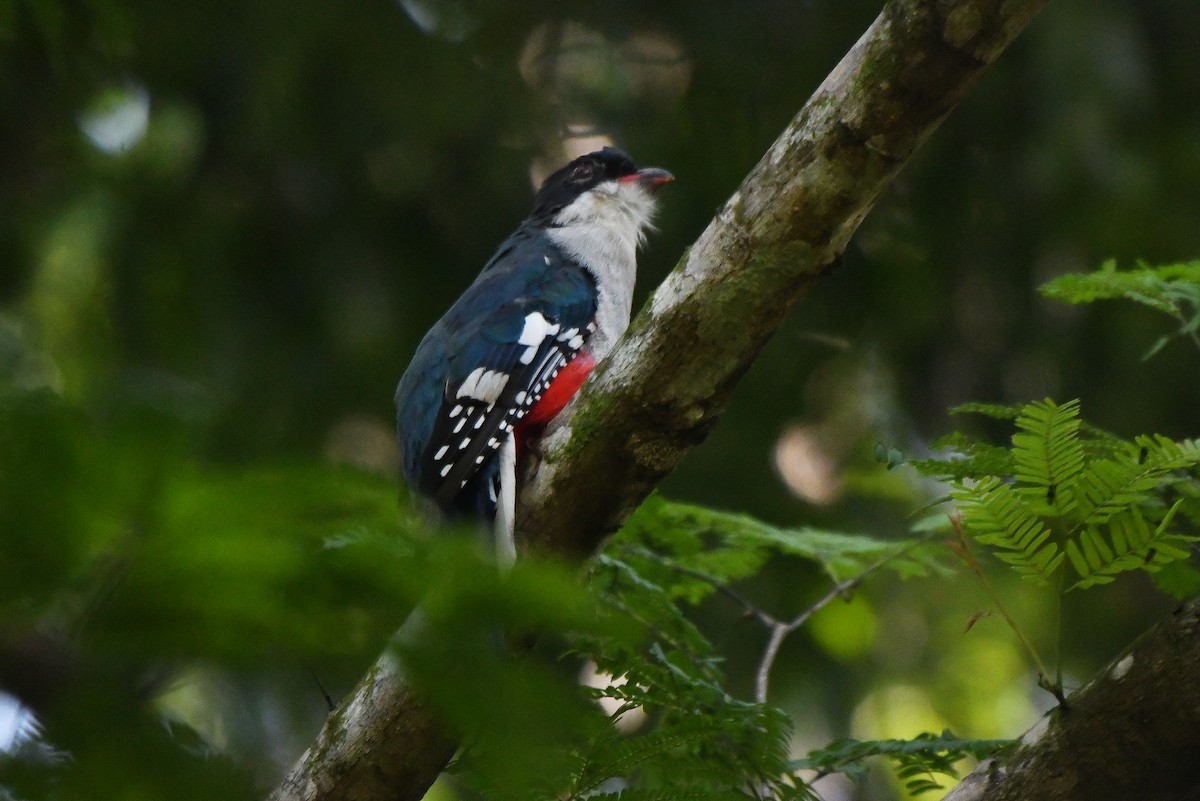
[515,352,596,449]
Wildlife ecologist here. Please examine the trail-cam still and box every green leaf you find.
[737,526,938,582]
[907,432,1015,481]
[1040,260,1200,358]
[793,730,1012,794]
[1073,436,1200,528]
[617,495,945,591]
[1150,559,1200,600]
[949,402,1023,421]
[571,720,725,799]
[1066,501,1199,590]
[615,495,772,603]
[1011,398,1084,515]
[953,477,1063,584]
[939,396,1199,594]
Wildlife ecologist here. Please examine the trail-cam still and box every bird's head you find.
[530,147,673,238]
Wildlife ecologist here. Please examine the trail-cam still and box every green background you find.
[3,0,1198,798]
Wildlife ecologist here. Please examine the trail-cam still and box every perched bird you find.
[394,147,672,563]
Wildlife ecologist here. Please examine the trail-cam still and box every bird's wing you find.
[419,253,597,508]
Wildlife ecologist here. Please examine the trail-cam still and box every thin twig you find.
[300,655,337,712]
[1173,310,1200,354]
[624,538,929,705]
[754,540,923,704]
[620,544,779,628]
[946,516,1063,703]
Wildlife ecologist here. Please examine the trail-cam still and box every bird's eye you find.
[568,164,593,183]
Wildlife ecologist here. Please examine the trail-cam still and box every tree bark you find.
[268,652,457,801]
[944,598,1200,801]
[268,1,1051,799]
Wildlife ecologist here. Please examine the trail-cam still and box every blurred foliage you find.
[618,495,950,602]
[558,499,952,800]
[793,731,1014,798]
[1040,260,1200,359]
[5,0,1200,799]
[0,378,427,799]
[0,373,955,800]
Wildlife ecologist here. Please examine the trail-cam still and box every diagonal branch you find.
[267,2,1051,800]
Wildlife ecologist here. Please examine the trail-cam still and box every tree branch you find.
[268,2,1051,799]
[754,540,919,704]
[944,597,1200,801]
[268,652,457,801]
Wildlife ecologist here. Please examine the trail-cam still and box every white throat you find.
[545,181,659,361]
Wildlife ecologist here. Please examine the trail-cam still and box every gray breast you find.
[547,224,637,361]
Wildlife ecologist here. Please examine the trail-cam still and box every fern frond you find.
[572,721,725,798]
[621,496,946,586]
[1011,398,1084,515]
[908,432,1015,481]
[1066,501,1199,590]
[737,526,941,583]
[1040,259,1200,310]
[1140,435,1200,471]
[953,478,1063,584]
[1072,436,1200,530]
[1150,559,1200,600]
[794,731,1012,796]
[949,401,1023,420]
[1040,260,1200,358]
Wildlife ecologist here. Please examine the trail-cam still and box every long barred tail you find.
[493,433,517,569]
